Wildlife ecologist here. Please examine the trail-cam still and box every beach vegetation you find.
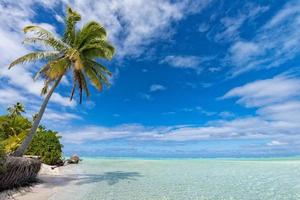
[26,127,63,165]
[0,103,63,165]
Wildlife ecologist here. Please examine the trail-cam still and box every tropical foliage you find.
[26,127,63,165]
[0,103,63,165]
[0,104,31,153]
[9,6,115,156]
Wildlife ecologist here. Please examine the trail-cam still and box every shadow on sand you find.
[40,171,142,187]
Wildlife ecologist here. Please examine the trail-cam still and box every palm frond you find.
[79,71,90,98]
[75,21,107,48]
[41,79,53,95]
[82,47,114,60]
[64,6,81,46]
[84,60,110,86]
[69,80,77,101]
[47,58,70,79]
[87,59,112,77]
[34,63,50,80]
[9,51,60,69]
[23,37,68,52]
[24,25,53,37]
[84,63,103,91]
[23,25,67,50]
[80,41,115,60]
[96,69,110,86]
[74,70,90,103]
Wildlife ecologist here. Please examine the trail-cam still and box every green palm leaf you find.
[87,59,112,77]
[23,37,68,52]
[64,6,81,46]
[9,51,60,69]
[75,21,107,48]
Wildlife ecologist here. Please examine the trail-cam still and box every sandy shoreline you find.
[0,164,78,200]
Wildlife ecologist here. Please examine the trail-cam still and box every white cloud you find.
[222,75,300,107]
[139,93,152,100]
[62,74,300,144]
[229,41,260,67]
[228,1,300,75]
[267,140,288,146]
[160,55,203,72]
[61,115,299,144]
[219,111,235,118]
[198,23,210,33]
[221,74,300,138]
[43,109,81,122]
[212,4,269,42]
[150,84,167,92]
[51,93,76,107]
[63,0,211,58]
[0,88,26,106]
[265,2,300,28]
[208,67,221,73]
[257,101,300,123]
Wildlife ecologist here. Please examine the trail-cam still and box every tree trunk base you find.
[0,156,41,191]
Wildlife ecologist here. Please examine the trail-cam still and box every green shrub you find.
[26,127,63,165]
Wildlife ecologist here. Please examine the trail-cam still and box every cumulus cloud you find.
[150,84,167,92]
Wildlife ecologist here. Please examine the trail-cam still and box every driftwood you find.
[23,155,41,159]
[51,155,82,170]
[0,156,41,191]
[67,155,80,164]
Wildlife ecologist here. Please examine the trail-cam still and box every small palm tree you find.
[6,102,26,138]
[7,102,25,118]
[9,7,115,156]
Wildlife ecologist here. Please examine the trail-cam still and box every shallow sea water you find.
[51,158,300,200]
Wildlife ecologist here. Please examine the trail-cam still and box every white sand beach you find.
[1,164,79,200]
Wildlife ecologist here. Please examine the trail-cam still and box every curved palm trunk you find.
[12,75,63,157]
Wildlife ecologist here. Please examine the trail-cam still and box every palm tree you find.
[7,102,25,118]
[9,7,115,156]
[6,102,26,138]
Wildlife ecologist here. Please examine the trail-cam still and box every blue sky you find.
[1,0,300,157]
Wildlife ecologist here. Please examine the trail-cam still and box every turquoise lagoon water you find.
[51,158,300,200]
